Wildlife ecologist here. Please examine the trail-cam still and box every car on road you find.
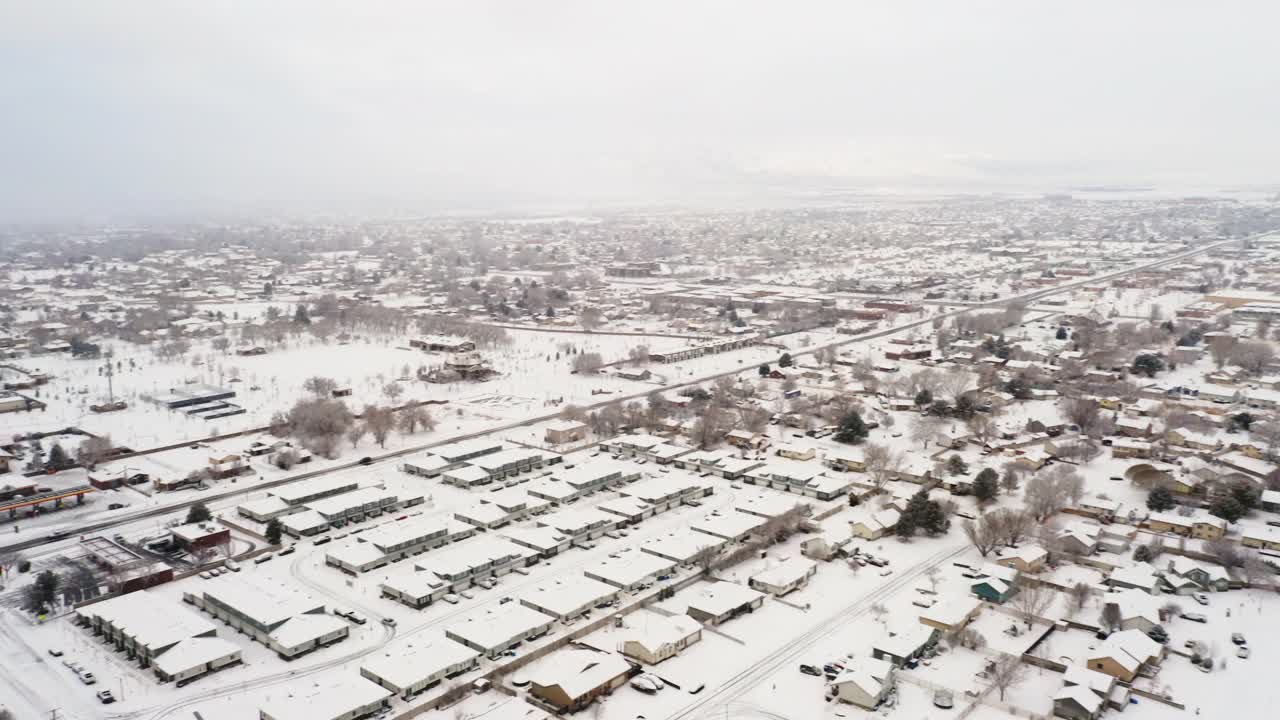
[48,649,63,658]
[380,617,396,627]
[799,664,822,676]
[1181,612,1208,623]
[358,456,374,466]
[499,596,513,604]
[96,690,115,704]
[1237,646,1251,659]
[1232,633,1247,646]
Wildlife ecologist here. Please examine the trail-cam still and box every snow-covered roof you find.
[151,637,240,677]
[259,676,391,720]
[685,582,764,617]
[528,649,633,700]
[360,640,479,690]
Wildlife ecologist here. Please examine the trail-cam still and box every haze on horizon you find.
[2,0,1278,223]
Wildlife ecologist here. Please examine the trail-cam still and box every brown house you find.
[528,650,634,713]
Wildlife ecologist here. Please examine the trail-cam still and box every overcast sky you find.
[2,1,1277,222]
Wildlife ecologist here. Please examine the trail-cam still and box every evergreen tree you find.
[778,352,793,368]
[946,455,969,476]
[1146,485,1176,512]
[186,502,213,524]
[46,442,71,471]
[1209,495,1245,523]
[834,412,868,444]
[973,468,999,502]
[895,511,917,539]
[758,364,771,377]
[1055,326,1068,340]
[293,303,311,324]
[914,389,933,407]
[266,518,284,545]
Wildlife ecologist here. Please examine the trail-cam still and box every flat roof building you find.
[445,605,557,657]
[360,640,480,700]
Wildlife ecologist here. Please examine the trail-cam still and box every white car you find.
[443,594,461,604]
[1237,646,1250,659]
[478,577,497,589]
[1193,592,1209,606]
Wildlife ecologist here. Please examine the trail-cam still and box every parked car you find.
[346,612,367,625]
[1146,626,1169,644]
[1181,612,1208,624]
[47,649,63,658]
[278,545,297,556]
[96,690,115,704]
[1193,593,1209,606]
[79,671,97,685]
[443,594,461,604]
[1237,646,1251,659]
[933,689,955,709]
[478,577,497,589]
[380,617,396,627]
[1232,633,1247,646]
[799,664,822,676]
[631,675,662,693]
[460,590,476,600]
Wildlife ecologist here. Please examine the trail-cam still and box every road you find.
[0,235,1242,558]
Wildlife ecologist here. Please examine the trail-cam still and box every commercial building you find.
[170,522,231,552]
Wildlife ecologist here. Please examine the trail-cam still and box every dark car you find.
[1146,626,1169,644]
[358,456,374,466]
[799,664,822,676]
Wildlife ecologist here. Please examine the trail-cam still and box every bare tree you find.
[346,422,367,447]
[1009,578,1052,628]
[1069,582,1091,611]
[572,352,605,373]
[578,306,604,332]
[1099,603,1122,634]
[738,405,771,433]
[302,376,338,398]
[397,405,436,435]
[362,405,395,448]
[75,434,113,470]
[1203,536,1243,568]
[963,516,1001,557]
[862,443,902,491]
[1024,470,1070,522]
[687,405,729,449]
[1208,336,1233,369]
[627,344,650,366]
[1231,341,1275,376]
[382,382,404,402]
[989,654,1026,702]
[1062,397,1104,436]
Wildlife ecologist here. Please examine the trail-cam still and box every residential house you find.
[830,658,896,710]
[1086,629,1164,682]
[972,576,1017,604]
[544,421,589,445]
[527,650,634,713]
[996,545,1048,574]
[1053,684,1104,720]
[1143,512,1226,540]
[616,614,702,665]
[850,509,900,541]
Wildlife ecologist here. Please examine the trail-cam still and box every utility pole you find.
[104,361,115,403]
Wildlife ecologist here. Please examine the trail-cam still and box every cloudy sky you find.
[1,1,1277,221]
